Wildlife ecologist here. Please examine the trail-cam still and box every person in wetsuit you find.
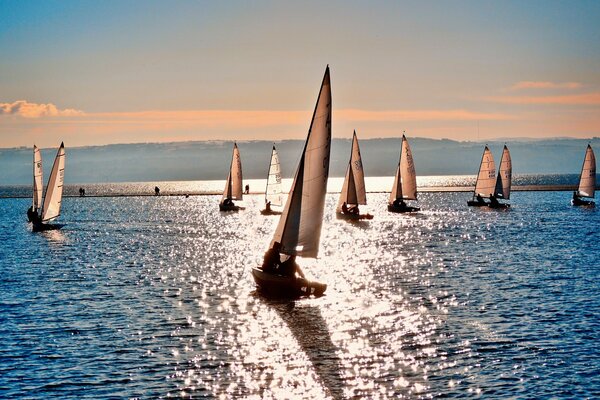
[265,201,271,212]
[489,194,500,207]
[262,241,282,273]
[279,255,305,279]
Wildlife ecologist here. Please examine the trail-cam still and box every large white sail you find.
[337,131,366,209]
[400,134,417,201]
[473,146,496,198]
[494,145,512,199]
[271,66,332,258]
[41,142,65,222]
[265,145,283,206]
[221,143,243,202]
[577,144,596,198]
[33,145,43,211]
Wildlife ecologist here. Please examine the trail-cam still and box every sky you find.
[1,0,600,148]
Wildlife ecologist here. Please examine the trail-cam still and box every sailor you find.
[341,202,349,214]
[265,200,272,212]
[489,194,499,207]
[223,198,234,206]
[279,255,306,279]
[262,241,282,273]
[154,186,160,196]
[572,191,585,206]
[348,204,359,215]
[476,194,485,205]
[393,198,406,209]
[245,184,250,194]
[27,206,36,223]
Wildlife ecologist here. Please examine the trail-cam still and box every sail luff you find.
[400,135,417,200]
[577,144,596,198]
[271,66,332,258]
[33,145,43,210]
[41,142,65,222]
[265,145,283,206]
[473,146,496,198]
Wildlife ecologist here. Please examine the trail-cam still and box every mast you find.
[41,142,65,222]
[271,66,332,258]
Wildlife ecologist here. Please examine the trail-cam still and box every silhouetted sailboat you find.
[336,131,372,220]
[388,134,420,212]
[252,66,331,298]
[489,145,512,209]
[467,145,496,207]
[219,143,244,211]
[32,142,66,232]
[261,145,283,215]
[572,144,596,207]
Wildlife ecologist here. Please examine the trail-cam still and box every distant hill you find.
[1,137,598,184]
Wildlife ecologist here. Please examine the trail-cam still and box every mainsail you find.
[271,66,332,258]
[577,144,596,198]
[265,145,283,206]
[494,145,512,199]
[41,142,65,222]
[33,145,43,211]
[473,146,496,198]
[221,143,243,203]
[389,134,417,203]
[337,131,366,209]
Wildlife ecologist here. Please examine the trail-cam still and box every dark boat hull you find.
[571,199,595,207]
[488,203,510,209]
[467,200,488,207]
[260,209,282,216]
[387,204,420,213]
[251,268,327,298]
[219,204,244,212]
[32,223,64,232]
[336,212,373,220]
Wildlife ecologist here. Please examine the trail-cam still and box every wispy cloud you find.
[487,93,600,106]
[0,100,84,118]
[509,81,582,91]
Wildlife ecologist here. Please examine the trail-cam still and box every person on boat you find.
[341,201,349,214]
[392,198,406,209]
[489,194,500,207]
[245,184,250,194]
[265,201,272,212]
[476,194,486,205]
[27,206,37,223]
[262,241,282,273]
[279,255,306,279]
[223,198,234,206]
[348,205,359,215]
[572,191,587,206]
[154,186,160,196]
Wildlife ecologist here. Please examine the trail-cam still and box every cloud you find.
[0,100,84,118]
[487,93,600,106]
[337,109,514,122]
[509,81,582,91]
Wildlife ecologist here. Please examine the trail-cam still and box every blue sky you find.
[1,1,599,147]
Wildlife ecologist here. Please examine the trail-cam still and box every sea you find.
[1,175,599,399]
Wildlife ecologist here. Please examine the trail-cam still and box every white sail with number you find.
[494,145,512,199]
[221,143,243,203]
[271,66,332,258]
[337,131,366,210]
[389,134,417,203]
[265,145,283,206]
[473,146,496,198]
[33,145,43,211]
[577,144,596,198]
[41,142,65,222]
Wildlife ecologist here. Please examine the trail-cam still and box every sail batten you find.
[265,145,283,206]
[338,131,366,209]
[221,143,243,202]
[473,146,496,198]
[577,144,596,198]
[33,145,43,211]
[271,67,332,258]
[41,143,65,222]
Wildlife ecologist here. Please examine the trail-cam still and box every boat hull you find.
[219,204,244,212]
[260,209,282,216]
[571,199,595,207]
[467,200,488,207]
[32,223,64,232]
[387,204,420,213]
[251,268,327,298]
[488,203,510,209]
[336,212,373,220]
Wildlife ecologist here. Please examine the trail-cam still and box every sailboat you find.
[219,143,244,211]
[27,145,44,223]
[251,66,332,298]
[489,145,512,209]
[388,134,420,212]
[467,145,496,207]
[572,144,596,207]
[260,145,284,215]
[31,142,66,232]
[336,131,372,220]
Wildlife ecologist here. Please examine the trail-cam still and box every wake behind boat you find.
[336,131,373,220]
[219,143,245,211]
[388,134,420,213]
[261,145,284,215]
[572,144,596,207]
[252,66,332,298]
[30,142,66,232]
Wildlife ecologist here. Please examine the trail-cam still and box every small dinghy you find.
[467,145,496,207]
[252,66,332,298]
[260,145,284,215]
[31,142,66,232]
[572,144,596,207]
[336,131,373,220]
[388,134,420,213]
[219,143,244,211]
[488,145,512,209]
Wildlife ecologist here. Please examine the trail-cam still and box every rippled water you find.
[1,191,599,398]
